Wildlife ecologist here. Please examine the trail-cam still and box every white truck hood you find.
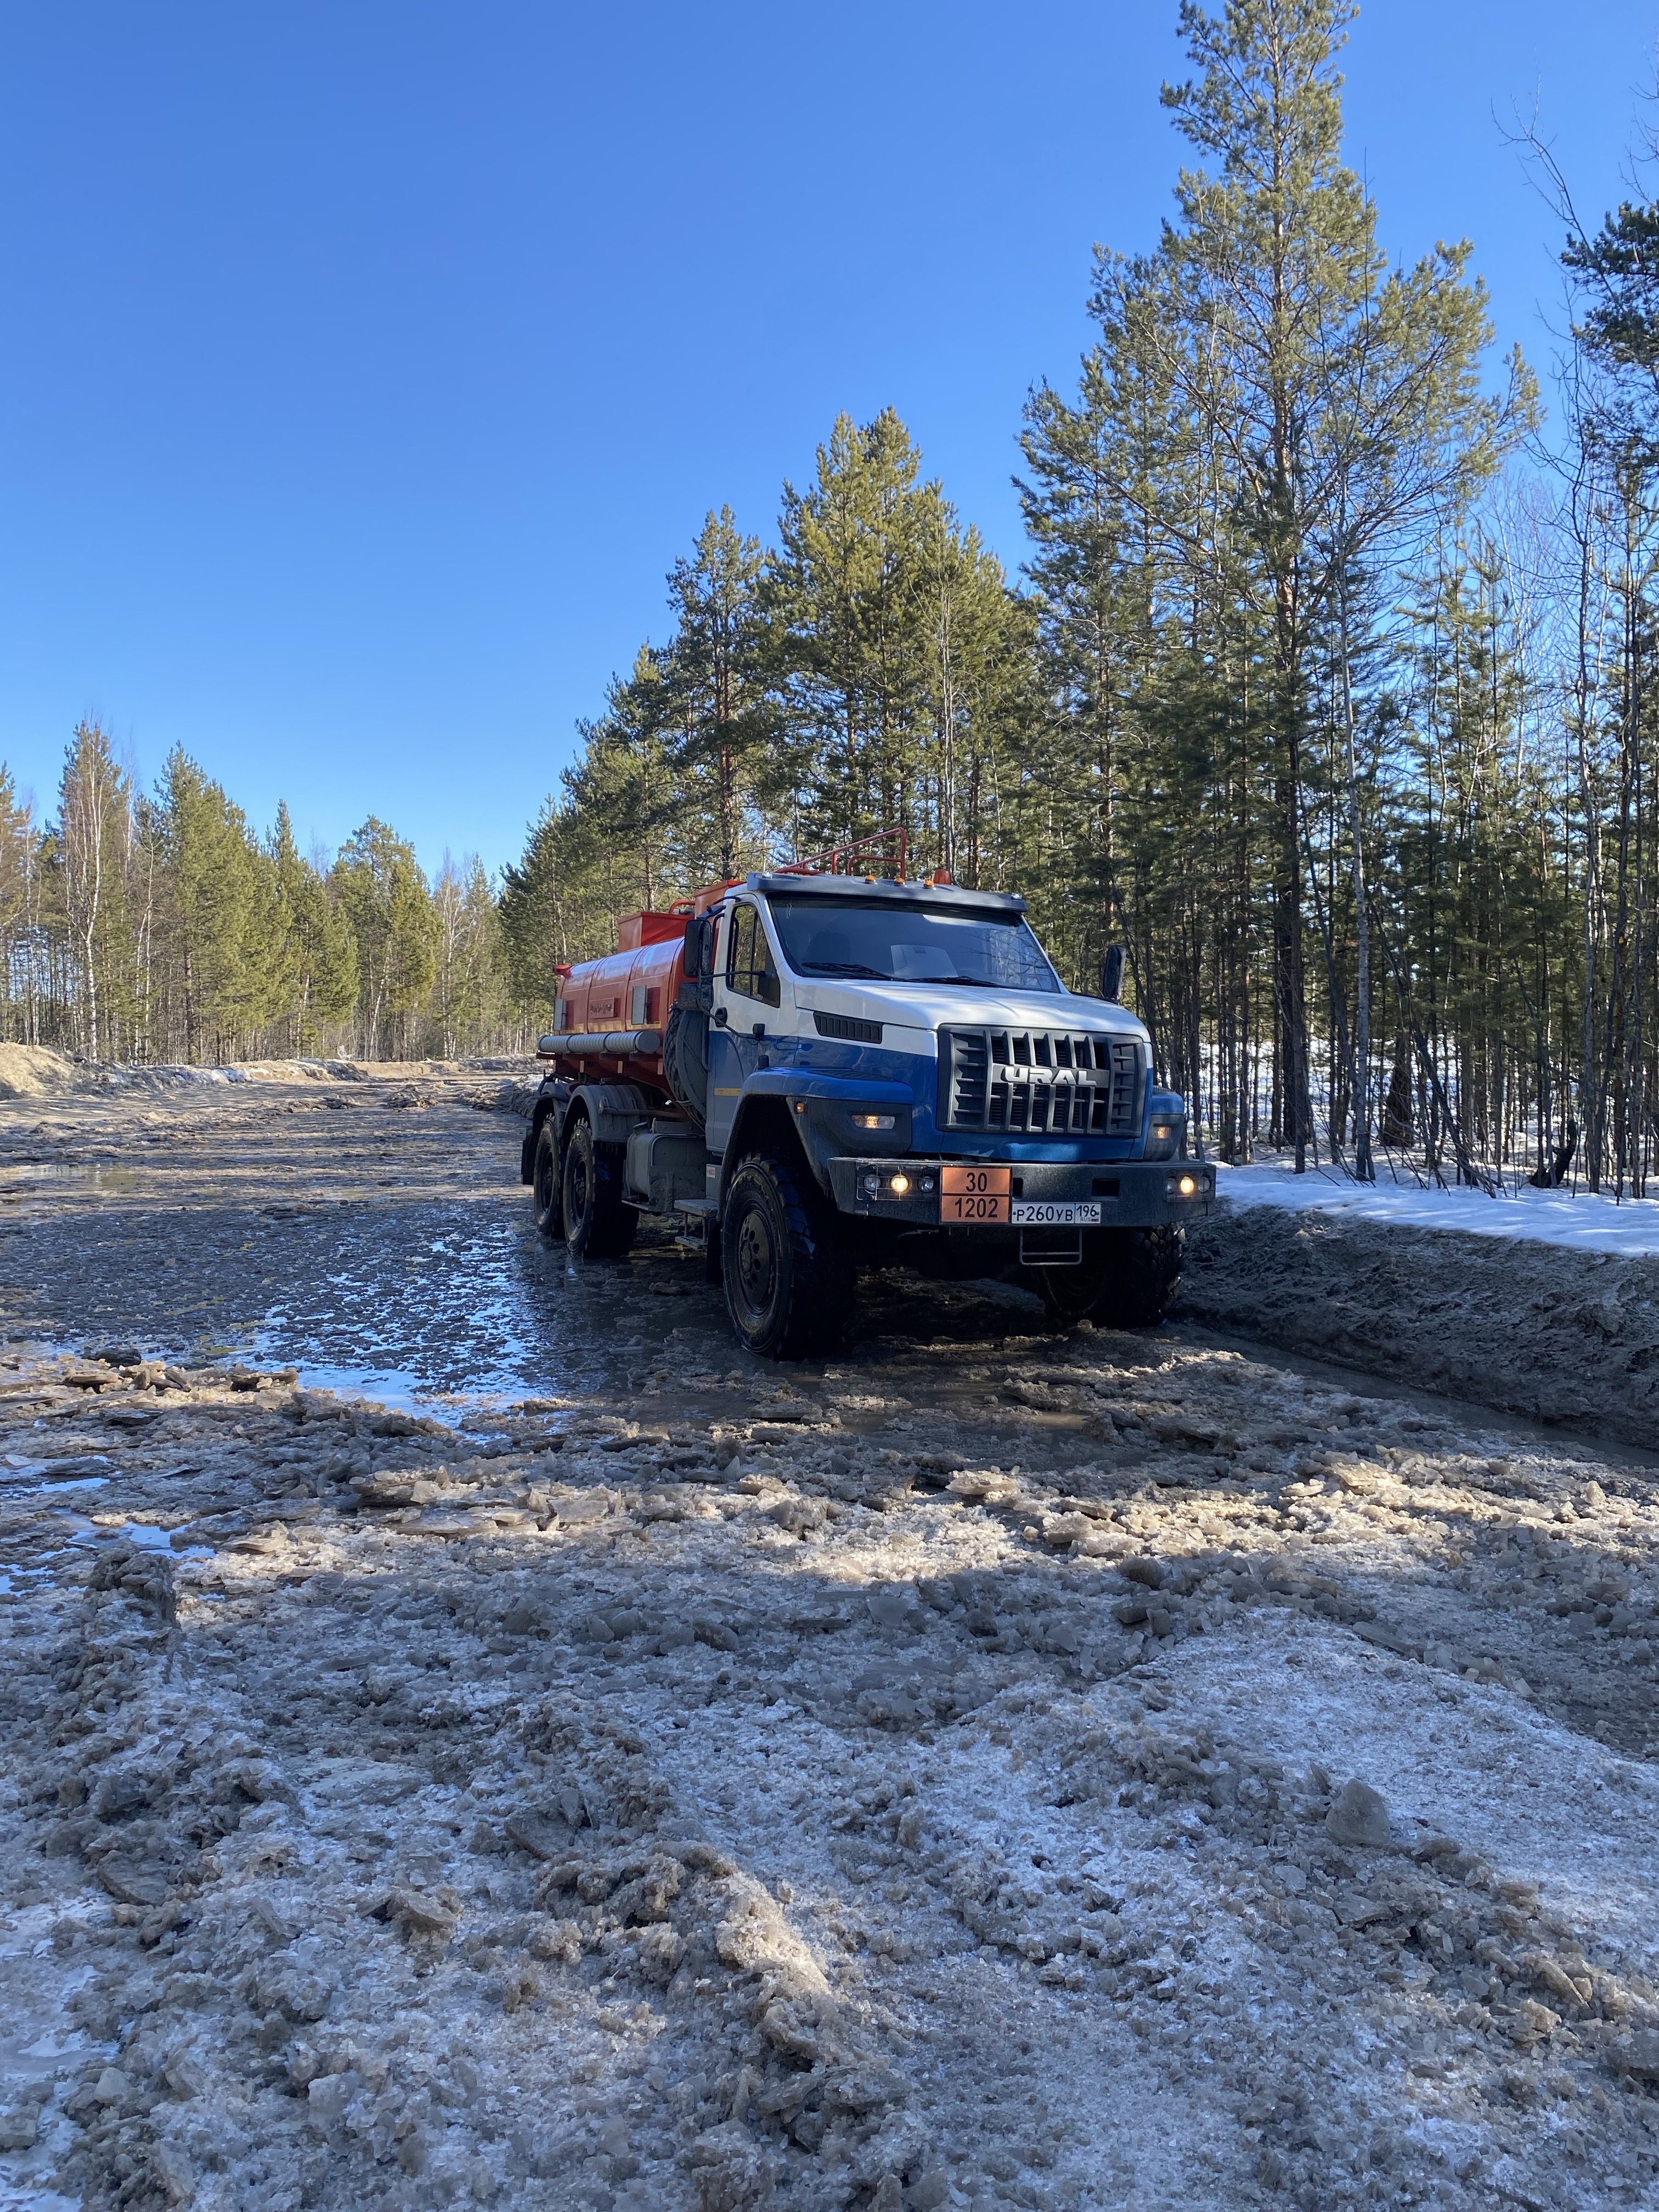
[794,980,1151,1052]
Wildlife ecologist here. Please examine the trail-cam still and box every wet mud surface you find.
[3,1071,1659,2212]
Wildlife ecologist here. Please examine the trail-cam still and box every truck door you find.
[705,900,782,1157]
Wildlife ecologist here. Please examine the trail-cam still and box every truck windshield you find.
[769,896,1063,993]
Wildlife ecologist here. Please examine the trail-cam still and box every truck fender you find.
[567,1082,657,1148]
[721,1091,820,1200]
[722,1072,914,1201]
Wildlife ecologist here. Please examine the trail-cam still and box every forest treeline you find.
[505,0,1659,1195]
[0,735,524,1063]
[9,0,1659,1193]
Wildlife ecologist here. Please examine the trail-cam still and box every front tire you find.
[561,1119,636,1260]
[531,1120,564,1238]
[1037,1225,1184,1329]
[721,1151,854,1359]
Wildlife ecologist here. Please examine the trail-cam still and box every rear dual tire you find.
[531,1121,564,1238]
[721,1150,854,1359]
[557,1119,636,1260]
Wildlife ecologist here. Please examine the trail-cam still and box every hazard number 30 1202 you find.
[940,1164,1010,1223]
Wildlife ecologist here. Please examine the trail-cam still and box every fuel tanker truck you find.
[519,857,1213,1359]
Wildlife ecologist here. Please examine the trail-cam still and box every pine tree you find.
[146,749,283,1061]
[331,819,439,1059]
[56,721,136,1062]
[665,509,770,883]
[0,770,38,1042]
[431,854,507,1057]
[765,408,935,853]
[271,804,358,1054]
[1019,0,1523,1164]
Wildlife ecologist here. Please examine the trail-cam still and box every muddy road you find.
[2,1067,1658,2212]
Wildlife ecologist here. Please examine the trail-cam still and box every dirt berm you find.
[1184,1200,1659,1449]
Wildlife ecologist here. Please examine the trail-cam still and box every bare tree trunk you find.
[1339,574,1373,1180]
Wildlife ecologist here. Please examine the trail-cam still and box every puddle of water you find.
[4,1476,107,1499]
[261,1356,491,1416]
[0,1194,742,1407]
[0,1164,140,1195]
[65,1517,204,1558]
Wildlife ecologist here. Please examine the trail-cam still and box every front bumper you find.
[826,1156,1214,1228]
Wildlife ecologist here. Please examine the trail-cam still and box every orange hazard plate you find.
[940,1163,1011,1223]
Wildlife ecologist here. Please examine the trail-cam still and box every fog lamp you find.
[851,1111,896,1131]
[888,1172,911,1196]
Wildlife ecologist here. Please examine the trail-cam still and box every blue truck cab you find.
[524,871,1212,1358]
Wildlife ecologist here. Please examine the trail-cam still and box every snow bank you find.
[1186,1183,1659,1449]
[1214,1159,1659,1261]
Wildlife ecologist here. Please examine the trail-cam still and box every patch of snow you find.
[1214,1159,1659,1259]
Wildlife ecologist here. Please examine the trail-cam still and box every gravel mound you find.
[0,1043,81,1099]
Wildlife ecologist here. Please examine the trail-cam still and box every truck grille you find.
[938,1026,1145,1138]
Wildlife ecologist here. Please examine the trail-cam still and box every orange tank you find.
[537,884,741,1091]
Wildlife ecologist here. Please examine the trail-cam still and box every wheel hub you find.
[735,1204,775,1317]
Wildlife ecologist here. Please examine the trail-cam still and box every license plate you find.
[941,1163,1009,1224]
[1011,1201,1102,1227]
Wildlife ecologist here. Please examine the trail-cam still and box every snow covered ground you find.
[1212,1158,1659,1260]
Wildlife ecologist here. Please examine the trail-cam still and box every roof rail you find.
[786,826,910,881]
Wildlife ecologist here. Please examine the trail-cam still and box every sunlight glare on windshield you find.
[769,898,1062,992]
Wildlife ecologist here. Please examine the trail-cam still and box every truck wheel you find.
[721,1151,853,1359]
[561,1119,636,1260]
[1039,1226,1184,1329]
[1034,1229,1108,1323]
[531,1120,564,1238]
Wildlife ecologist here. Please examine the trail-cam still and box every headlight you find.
[888,1172,911,1196]
[1144,1110,1186,1160]
[851,1112,896,1131]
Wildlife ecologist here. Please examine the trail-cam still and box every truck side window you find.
[725,904,781,1007]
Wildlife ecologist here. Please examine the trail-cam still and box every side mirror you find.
[1101,945,1125,1002]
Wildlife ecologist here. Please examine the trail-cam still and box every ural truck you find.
[518,866,1213,1358]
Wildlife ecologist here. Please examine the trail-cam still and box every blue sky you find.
[2,2,1655,878]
